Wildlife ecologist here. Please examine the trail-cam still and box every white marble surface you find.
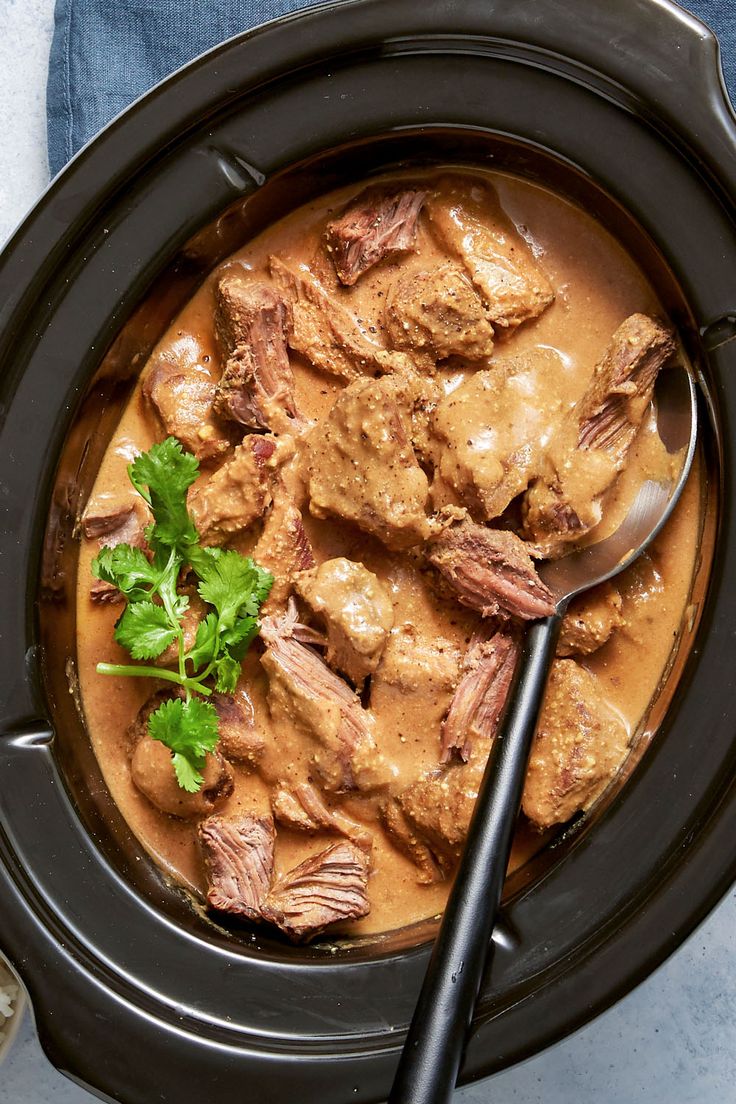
[2,0,736,1101]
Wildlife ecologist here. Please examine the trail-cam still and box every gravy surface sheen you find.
[75,169,702,938]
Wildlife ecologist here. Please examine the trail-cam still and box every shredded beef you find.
[260,603,390,793]
[441,626,520,762]
[523,314,676,554]
[426,177,554,331]
[143,337,236,461]
[269,256,415,380]
[212,274,300,434]
[426,520,556,619]
[199,814,275,919]
[325,186,426,286]
[260,840,370,941]
[253,491,315,613]
[577,313,676,459]
[271,782,373,852]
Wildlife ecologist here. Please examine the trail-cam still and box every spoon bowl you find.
[541,363,698,605]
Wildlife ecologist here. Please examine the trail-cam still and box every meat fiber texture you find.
[260,840,371,941]
[523,313,675,555]
[213,274,300,435]
[199,814,370,941]
[426,520,555,621]
[325,185,426,286]
[260,605,391,794]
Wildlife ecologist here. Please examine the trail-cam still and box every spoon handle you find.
[387,613,563,1104]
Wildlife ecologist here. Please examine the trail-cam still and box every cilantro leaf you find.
[92,544,159,600]
[129,438,199,555]
[94,437,275,794]
[186,612,219,670]
[172,753,205,793]
[114,601,178,660]
[196,550,274,628]
[221,616,259,660]
[148,696,219,760]
[213,654,242,694]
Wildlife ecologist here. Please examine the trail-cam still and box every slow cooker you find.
[0,1,735,1100]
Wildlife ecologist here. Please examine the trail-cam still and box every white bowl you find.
[0,956,26,1064]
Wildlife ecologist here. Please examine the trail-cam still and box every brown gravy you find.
[75,168,702,938]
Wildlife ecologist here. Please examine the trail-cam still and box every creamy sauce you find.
[74,168,703,937]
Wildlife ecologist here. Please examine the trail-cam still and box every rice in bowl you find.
[0,959,20,1052]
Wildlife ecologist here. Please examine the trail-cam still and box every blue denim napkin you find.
[47,0,735,176]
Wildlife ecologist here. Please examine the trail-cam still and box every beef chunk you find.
[131,736,233,819]
[521,659,630,828]
[271,786,316,833]
[391,629,520,875]
[397,748,488,868]
[199,814,275,919]
[82,496,137,540]
[261,841,370,941]
[441,626,520,762]
[428,350,567,520]
[557,582,624,657]
[385,262,495,361]
[142,336,235,461]
[577,314,676,460]
[269,256,414,380]
[260,604,391,793]
[324,186,426,286]
[370,623,461,738]
[83,494,150,604]
[426,520,555,620]
[523,314,676,553]
[128,692,234,819]
[427,178,554,331]
[381,798,444,885]
[212,274,300,435]
[294,558,394,687]
[253,491,315,613]
[211,690,266,764]
[188,433,293,545]
[306,373,436,550]
[271,782,373,852]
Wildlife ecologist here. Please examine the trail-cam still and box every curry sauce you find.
[75,169,702,939]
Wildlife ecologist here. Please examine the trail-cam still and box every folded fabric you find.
[47,0,735,176]
[46,0,320,175]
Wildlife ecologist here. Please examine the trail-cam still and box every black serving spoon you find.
[388,363,698,1104]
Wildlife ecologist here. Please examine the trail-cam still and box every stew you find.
[75,168,702,942]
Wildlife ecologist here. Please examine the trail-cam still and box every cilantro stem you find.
[95,662,213,696]
[157,552,188,698]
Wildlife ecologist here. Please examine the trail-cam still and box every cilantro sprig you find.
[92,437,273,793]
